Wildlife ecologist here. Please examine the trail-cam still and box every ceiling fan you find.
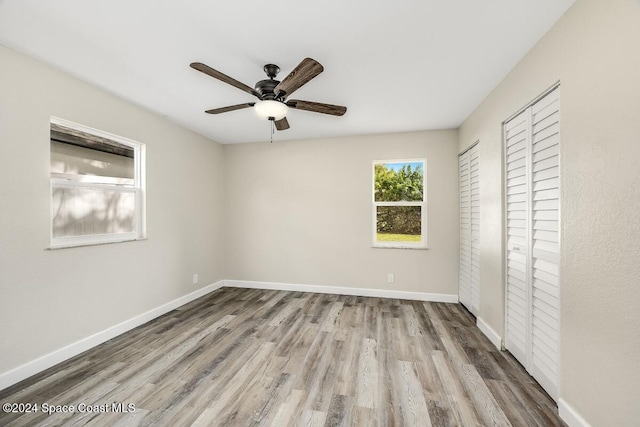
[190,58,347,131]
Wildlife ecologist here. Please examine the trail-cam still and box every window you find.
[50,117,145,248]
[372,159,427,248]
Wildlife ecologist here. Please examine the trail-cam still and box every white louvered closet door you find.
[504,86,560,401]
[505,109,530,365]
[459,143,479,316]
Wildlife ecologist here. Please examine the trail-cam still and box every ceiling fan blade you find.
[274,58,323,99]
[190,62,260,98]
[205,103,255,114]
[274,117,290,131]
[287,100,347,116]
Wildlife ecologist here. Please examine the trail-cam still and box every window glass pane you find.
[52,186,135,237]
[50,141,134,181]
[376,206,422,243]
[374,162,424,202]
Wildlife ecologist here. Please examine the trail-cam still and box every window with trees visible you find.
[50,117,145,248]
[373,159,426,248]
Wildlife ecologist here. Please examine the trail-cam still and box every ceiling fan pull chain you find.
[270,119,274,143]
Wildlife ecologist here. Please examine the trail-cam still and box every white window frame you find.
[372,158,427,249]
[50,117,146,249]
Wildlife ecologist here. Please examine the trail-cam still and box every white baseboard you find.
[558,398,591,427]
[0,280,224,392]
[223,279,459,303]
[476,316,502,351]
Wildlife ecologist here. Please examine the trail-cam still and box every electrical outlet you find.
[192,273,199,285]
[387,273,395,284]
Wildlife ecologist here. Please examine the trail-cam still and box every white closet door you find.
[459,143,479,316]
[504,86,560,401]
[505,110,530,365]
[459,151,472,310]
[469,145,480,314]
[530,89,560,398]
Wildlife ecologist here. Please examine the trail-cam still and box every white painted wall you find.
[0,44,225,375]
[223,130,460,296]
[459,0,640,425]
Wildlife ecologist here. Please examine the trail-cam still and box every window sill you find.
[47,237,147,250]
[371,245,429,250]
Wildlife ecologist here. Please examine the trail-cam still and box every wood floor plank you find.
[458,363,512,426]
[426,399,456,427]
[298,409,326,426]
[333,329,361,397]
[0,288,566,427]
[401,304,425,337]
[432,350,483,427]
[270,388,303,427]
[376,349,404,426]
[355,338,378,409]
[351,405,377,427]
[294,331,342,414]
[324,393,351,426]
[424,303,471,365]
[188,341,275,421]
[396,360,432,427]
[485,379,539,427]
[320,301,344,333]
[268,297,305,327]
[245,372,294,426]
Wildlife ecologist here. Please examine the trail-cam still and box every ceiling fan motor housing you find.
[255,64,282,100]
[255,79,281,100]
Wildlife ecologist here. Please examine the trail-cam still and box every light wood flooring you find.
[0,288,566,426]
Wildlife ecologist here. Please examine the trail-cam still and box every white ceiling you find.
[0,0,574,144]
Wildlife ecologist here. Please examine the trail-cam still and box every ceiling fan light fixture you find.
[254,100,288,121]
